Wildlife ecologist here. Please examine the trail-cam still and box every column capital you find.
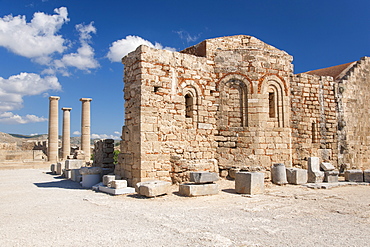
[49,96,60,101]
[61,107,72,111]
[80,98,92,102]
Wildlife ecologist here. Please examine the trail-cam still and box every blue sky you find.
[0,0,369,138]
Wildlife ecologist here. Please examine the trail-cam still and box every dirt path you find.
[0,169,369,247]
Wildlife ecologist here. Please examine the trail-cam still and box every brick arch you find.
[218,74,249,128]
[217,73,253,94]
[260,76,286,127]
[258,74,288,95]
[179,82,201,123]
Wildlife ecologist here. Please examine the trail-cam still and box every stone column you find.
[80,98,92,161]
[61,107,72,160]
[48,96,60,163]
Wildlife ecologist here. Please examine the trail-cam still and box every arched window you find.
[266,82,283,127]
[269,91,276,118]
[185,93,193,118]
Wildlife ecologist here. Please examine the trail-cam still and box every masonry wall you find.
[119,35,298,185]
[339,57,370,169]
[205,36,293,170]
[290,73,338,168]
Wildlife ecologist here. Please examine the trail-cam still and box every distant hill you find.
[0,132,119,147]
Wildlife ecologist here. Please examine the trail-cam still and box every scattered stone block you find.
[98,185,135,195]
[344,170,363,182]
[219,170,228,178]
[71,169,81,182]
[79,167,102,175]
[56,162,64,175]
[228,168,240,179]
[136,180,171,197]
[364,170,370,182]
[80,167,102,188]
[320,162,335,171]
[50,164,56,174]
[286,168,308,185]
[235,172,264,195]
[189,171,218,184]
[324,170,339,183]
[307,157,324,183]
[179,183,219,197]
[111,180,127,189]
[271,163,287,185]
[64,169,72,179]
[65,159,84,170]
[103,175,116,186]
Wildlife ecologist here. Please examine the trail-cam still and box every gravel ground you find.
[0,169,369,247]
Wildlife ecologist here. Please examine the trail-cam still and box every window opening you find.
[185,94,193,118]
[269,91,275,118]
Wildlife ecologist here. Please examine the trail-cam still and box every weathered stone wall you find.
[93,139,115,169]
[0,150,46,161]
[339,57,370,169]
[290,74,338,169]
[118,35,297,185]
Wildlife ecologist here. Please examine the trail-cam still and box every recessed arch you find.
[218,75,249,128]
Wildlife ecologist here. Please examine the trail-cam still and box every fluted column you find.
[48,96,60,162]
[61,107,72,160]
[80,98,92,161]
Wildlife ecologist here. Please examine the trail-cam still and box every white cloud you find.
[52,22,99,73]
[73,131,81,135]
[175,30,200,43]
[0,112,47,124]
[107,35,176,62]
[0,7,69,60]
[0,72,61,111]
[91,133,120,140]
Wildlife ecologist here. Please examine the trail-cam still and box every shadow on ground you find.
[34,179,83,190]
[222,188,238,194]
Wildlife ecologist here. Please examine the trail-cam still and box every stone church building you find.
[116,35,370,185]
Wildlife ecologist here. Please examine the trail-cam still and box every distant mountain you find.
[0,132,119,147]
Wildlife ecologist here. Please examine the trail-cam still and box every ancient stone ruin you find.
[116,34,370,186]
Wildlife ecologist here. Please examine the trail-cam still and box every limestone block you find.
[324,171,339,183]
[320,162,335,171]
[179,183,219,197]
[81,174,101,188]
[235,172,264,195]
[286,168,307,185]
[111,180,128,189]
[308,171,325,183]
[64,169,72,179]
[50,164,56,174]
[271,163,288,185]
[71,169,81,182]
[65,159,84,170]
[228,168,240,179]
[56,162,64,175]
[103,175,116,186]
[344,170,363,182]
[136,180,171,197]
[364,170,370,182]
[79,167,102,175]
[189,171,218,184]
[307,157,324,183]
[98,185,135,195]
